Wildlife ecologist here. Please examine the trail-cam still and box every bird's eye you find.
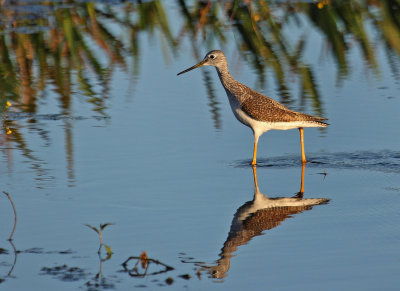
[209,55,215,59]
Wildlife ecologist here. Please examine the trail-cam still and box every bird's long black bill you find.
[177,60,206,76]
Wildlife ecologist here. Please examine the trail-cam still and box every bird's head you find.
[177,50,227,75]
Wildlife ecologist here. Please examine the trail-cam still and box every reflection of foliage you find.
[1,3,117,115]
[1,0,400,183]
[0,0,178,185]
[177,0,400,116]
[0,0,177,115]
[0,0,399,114]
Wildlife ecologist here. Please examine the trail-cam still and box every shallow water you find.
[1,1,400,290]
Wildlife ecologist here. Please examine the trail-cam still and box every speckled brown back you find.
[241,88,327,124]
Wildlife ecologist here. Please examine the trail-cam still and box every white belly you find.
[233,105,320,136]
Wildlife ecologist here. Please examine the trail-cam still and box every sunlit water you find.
[1,1,400,290]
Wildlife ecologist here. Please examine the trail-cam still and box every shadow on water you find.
[195,165,329,279]
[233,150,400,174]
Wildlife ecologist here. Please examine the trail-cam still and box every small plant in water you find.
[85,223,114,256]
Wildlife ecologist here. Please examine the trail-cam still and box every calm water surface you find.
[1,1,400,290]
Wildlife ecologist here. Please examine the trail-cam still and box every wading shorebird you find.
[177,50,328,165]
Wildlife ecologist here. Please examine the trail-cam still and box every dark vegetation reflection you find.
[1,0,400,184]
[206,165,329,279]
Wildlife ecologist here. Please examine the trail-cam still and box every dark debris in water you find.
[0,261,12,267]
[16,248,75,254]
[3,112,110,121]
[40,265,87,282]
[178,253,206,265]
[165,277,174,285]
[178,274,191,280]
[85,279,116,291]
[119,253,215,287]
[4,249,214,289]
[40,264,117,289]
[39,264,118,291]
[384,186,400,192]
[0,248,9,255]
[121,255,174,277]
[233,150,400,173]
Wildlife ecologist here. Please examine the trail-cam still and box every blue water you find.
[1,1,400,290]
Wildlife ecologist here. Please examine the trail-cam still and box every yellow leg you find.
[252,165,258,190]
[300,162,305,194]
[251,139,258,166]
[294,162,306,198]
[299,128,307,164]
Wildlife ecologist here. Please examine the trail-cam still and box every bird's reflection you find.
[208,165,329,279]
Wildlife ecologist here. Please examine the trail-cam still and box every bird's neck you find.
[216,67,244,102]
[216,65,229,78]
[216,67,235,90]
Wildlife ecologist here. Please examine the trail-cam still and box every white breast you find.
[225,90,252,127]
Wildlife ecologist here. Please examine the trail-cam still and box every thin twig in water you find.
[3,191,17,241]
[122,256,174,277]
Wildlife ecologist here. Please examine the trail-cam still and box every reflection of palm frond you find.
[307,4,349,77]
[179,0,400,116]
[375,0,400,57]
[1,0,400,182]
[0,36,20,103]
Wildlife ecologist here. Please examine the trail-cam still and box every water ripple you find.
[232,150,400,173]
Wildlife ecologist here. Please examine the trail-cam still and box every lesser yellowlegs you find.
[178,50,328,165]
